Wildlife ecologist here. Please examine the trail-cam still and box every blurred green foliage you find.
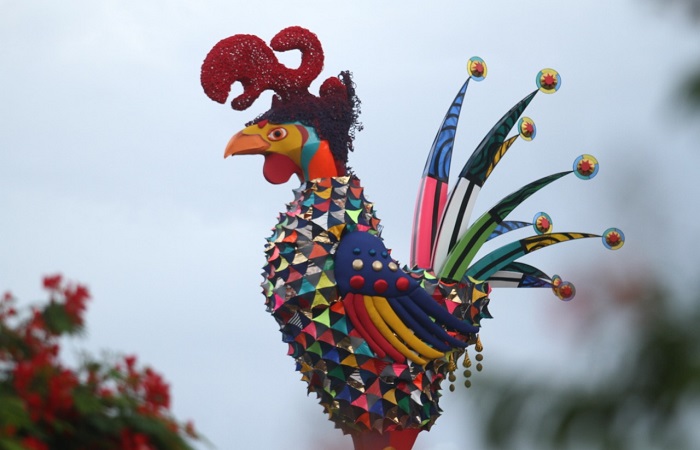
[684,73,700,106]
[470,5,700,446]
[663,0,700,106]
[472,278,700,449]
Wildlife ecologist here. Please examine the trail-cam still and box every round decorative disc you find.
[536,68,561,94]
[551,274,562,288]
[518,117,536,141]
[556,281,576,301]
[467,57,487,81]
[573,154,599,180]
[602,228,625,250]
[533,211,553,235]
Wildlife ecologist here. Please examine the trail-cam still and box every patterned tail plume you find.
[411,61,623,301]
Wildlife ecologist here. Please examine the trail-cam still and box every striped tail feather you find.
[437,171,572,282]
[487,271,553,288]
[410,78,472,268]
[486,220,533,241]
[465,232,600,283]
[431,91,539,273]
[487,261,554,288]
[501,261,552,280]
[409,63,623,301]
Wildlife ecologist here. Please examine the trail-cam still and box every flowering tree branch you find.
[0,275,200,450]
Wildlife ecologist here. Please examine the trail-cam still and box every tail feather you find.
[438,171,571,281]
[410,78,472,268]
[458,91,537,183]
[487,271,553,288]
[466,232,600,282]
[501,261,552,280]
[431,91,538,272]
[412,64,623,301]
[486,220,533,241]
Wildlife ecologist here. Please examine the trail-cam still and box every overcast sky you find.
[2,1,699,449]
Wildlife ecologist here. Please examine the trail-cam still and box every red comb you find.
[201,26,325,111]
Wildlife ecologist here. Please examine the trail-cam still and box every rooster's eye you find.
[267,127,288,141]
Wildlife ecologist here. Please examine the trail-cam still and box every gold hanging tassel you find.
[462,350,472,368]
[475,336,484,372]
[447,338,484,390]
[447,352,457,391]
[462,350,472,388]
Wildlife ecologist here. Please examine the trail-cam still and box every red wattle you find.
[262,153,301,185]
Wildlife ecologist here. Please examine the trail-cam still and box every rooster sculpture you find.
[201,27,623,450]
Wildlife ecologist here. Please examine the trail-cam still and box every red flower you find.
[2,275,199,449]
[27,308,46,332]
[63,284,90,324]
[125,355,137,373]
[13,360,38,393]
[42,275,62,290]
[47,369,78,414]
[0,291,15,320]
[184,420,197,438]
[25,393,44,421]
[142,368,170,410]
[12,364,32,392]
[1,425,17,437]
[98,387,114,399]
[121,430,155,450]
[22,437,49,450]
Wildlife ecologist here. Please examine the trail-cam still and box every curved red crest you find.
[201,26,325,110]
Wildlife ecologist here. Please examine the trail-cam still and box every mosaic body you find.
[261,176,489,434]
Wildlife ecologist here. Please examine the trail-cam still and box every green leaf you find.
[86,414,122,435]
[0,437,29,450]
[125,415,194,450]
[0,327,29,355]
[685,72,700,105]
[0,393,31,428]
[72,387,103,415]
[42,302,77,335]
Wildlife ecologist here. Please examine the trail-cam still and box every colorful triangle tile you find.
[351,396,369,411]
[311,291,330,309]
[297,278,316,295]
[323,347,340,364]
[340,354,358,368]
[355,341,374,357]
[316,329,336,345]
[383,388,397,405]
